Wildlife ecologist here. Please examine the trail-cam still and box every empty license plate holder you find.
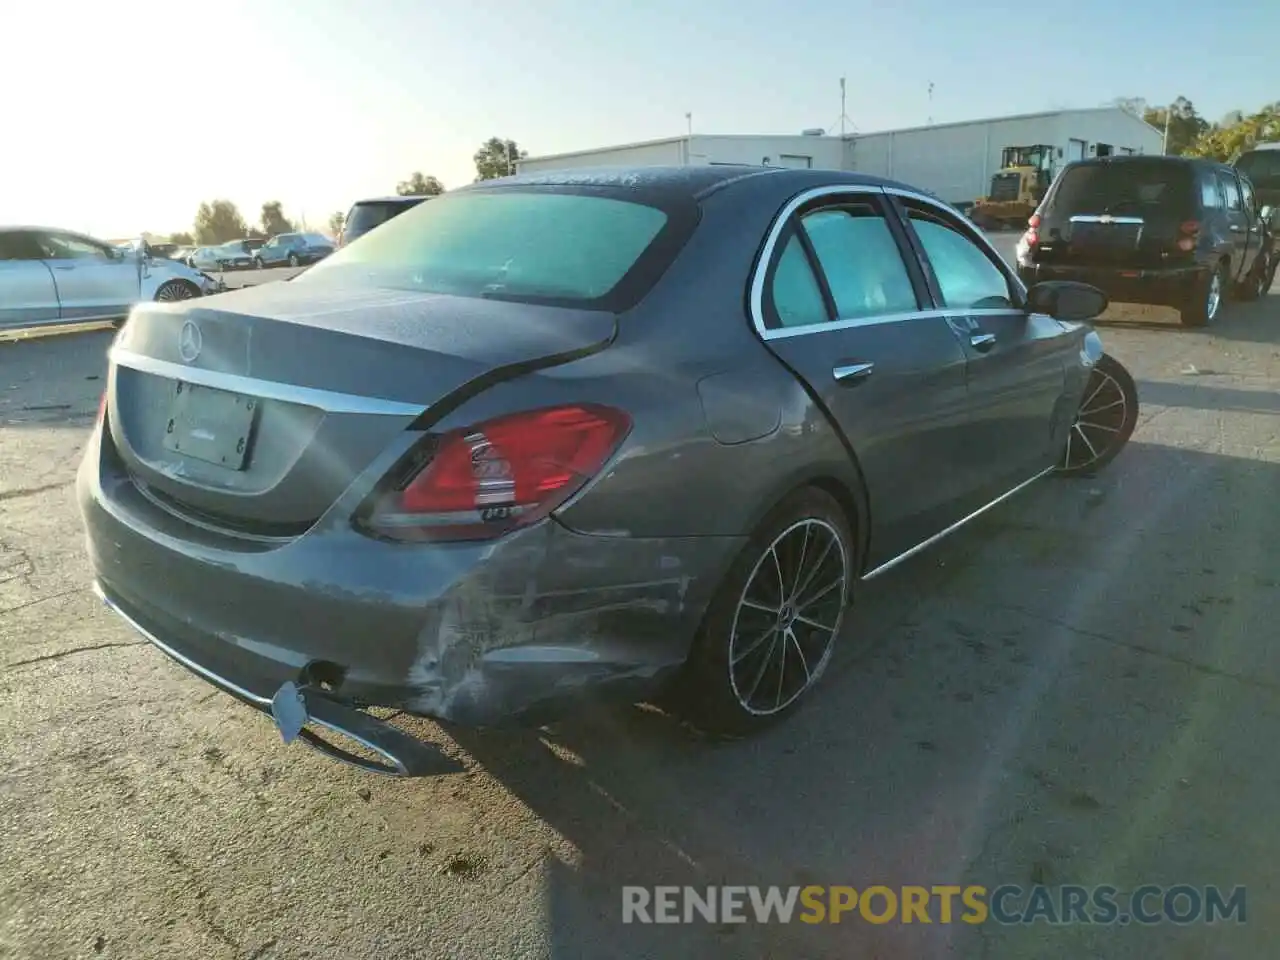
[163,382,258,470]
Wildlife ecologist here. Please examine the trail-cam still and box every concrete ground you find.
[1,252,1278,958]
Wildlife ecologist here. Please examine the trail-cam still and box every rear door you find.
[891,192,1074,498]
[753,187,974,568]
[35,230,138,320]
[0,230,61,328]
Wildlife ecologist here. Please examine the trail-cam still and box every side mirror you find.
[1260,205,1275,225]
[1026,280,1108,322]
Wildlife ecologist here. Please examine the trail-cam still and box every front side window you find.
[38,233,110,260]
[298,188,686,310]
[906,209,1015,310]
[1240,177,1256,215]
[0,231,47,261]
[799,203,918,320]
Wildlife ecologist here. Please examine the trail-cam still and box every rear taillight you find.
[1177,220,1201,252]
[96,390,107,423]
[359,404,632,542]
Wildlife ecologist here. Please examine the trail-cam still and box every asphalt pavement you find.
[1,246,1279,958]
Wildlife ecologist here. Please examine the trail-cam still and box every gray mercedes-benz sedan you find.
[78,165,1138,775]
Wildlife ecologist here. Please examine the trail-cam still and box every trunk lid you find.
[106,282,617,533]
[1030,158,1196,269]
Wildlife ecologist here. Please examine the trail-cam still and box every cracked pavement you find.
[2,262,1279,958]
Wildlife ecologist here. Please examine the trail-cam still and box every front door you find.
[1217,170,1252,282]
[35,230,138,320]
[0,230,61,328]
[754,189,975,568]
[891,195,1074,501]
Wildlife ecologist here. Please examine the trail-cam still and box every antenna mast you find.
[840,78,846,138]
[928,81,935,124]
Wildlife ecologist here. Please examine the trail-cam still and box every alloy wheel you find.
[155,282,195,302]
[1206,269,1223,322]
[1062,366,1129,472]
[727,519,848,716]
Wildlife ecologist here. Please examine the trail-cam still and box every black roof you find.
[455,164,939,204]
[1069,154,1233,172]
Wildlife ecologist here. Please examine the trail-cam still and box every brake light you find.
[1177,220,1201,252]
[1028,214,1042,228]
[360,404,632,542]
[96,390,107,423]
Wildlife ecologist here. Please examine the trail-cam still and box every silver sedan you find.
[0,227,224,330]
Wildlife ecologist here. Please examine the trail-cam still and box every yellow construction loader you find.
[970,145,1056,230]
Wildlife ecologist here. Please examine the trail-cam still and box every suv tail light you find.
[1017,214,1040,264]
[1177,220,1201,252]
[96,390,107,423]
[358,404,632,542]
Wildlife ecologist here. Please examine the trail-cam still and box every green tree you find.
[260,201,295,237]
[1140,97,1210,155]
[396,172,445,196]
[169,231,194,246]
[473,137,527,181]
[1186,102,1280,162]
[193,200,249,244]
[328,211,346,237]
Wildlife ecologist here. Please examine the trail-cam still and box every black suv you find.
[1016,155,1273,327]
[338,196,430,247]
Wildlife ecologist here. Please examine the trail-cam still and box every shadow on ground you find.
[448,440,1280,959]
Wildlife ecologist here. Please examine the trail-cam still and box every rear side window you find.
[1046,161,1194,218]
[1200,173,1223,209]
[768,234,829,328]
[799,204,918,319]
[344,200,421,241]
[299,188,691,311]
[1219,172,1242,212]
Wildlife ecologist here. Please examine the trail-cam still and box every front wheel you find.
[678,487,854,736]
[1238,251,1272,302]
[1057,353,1139,477]
[154,280,199,303]
[288,253,299,267]
[254,257,264,270]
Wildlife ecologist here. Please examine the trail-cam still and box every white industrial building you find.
[515,107,1164,207]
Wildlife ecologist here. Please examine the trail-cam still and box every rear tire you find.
[1179,262,1226,327]
[677,487,854,737]
[1056,353,1138,477]
[254,257,264,270]
[288,253,300,267]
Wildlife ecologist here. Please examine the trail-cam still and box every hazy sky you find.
[2,0,1273,239]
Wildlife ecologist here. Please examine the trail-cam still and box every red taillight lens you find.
[96,390,107,423]
[1179,220,1201,235]
[361,404,632,542]
[1028,214,1042,228]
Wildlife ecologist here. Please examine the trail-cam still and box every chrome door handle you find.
[969,332,997,352]
[833,362,875,383]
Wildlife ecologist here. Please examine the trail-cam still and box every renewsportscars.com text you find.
[621,884,1246,926]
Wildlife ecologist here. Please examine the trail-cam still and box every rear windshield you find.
[343,200,423,240]
[1237,150,1280,188]
[1045,161,1194,218]
[301,187,695,311]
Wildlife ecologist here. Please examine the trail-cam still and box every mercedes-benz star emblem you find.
[178,320,202,363]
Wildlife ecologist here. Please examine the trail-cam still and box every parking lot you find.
[2,249,1279,958]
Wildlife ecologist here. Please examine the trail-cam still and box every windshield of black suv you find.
[1237,150,1280,188]
[1045,160,1195,218]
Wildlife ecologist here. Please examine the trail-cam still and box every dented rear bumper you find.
[78,425,742,728]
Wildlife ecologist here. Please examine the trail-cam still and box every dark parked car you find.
[80,166,1135,775]
[1015,155,1272,327]
[339,195,430,246]
[1235,145,1280,212]
[253,232,334,268]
